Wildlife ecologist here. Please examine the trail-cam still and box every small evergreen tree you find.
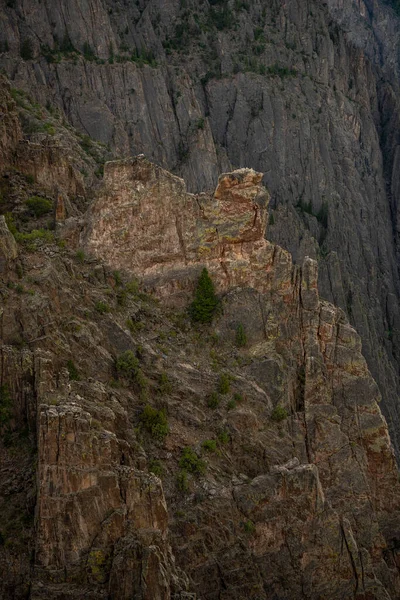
[235,323,247,347]
[190,267,219,324]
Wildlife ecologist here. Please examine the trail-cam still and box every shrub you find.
[67,360,80,381]
[217,373,231,395]
[271,404,288,422]
[126,318,144,334]
[207,391,220,409]
[15,229,55,245]
[179,447,206,475]
[158,372,172,395]
[149,459,163,476]
[217,429,230,445]
[140,405,169,440]
[76,249,85,263]
[233,392,243,403]
[115,350,140,379]
[113,271,122,286]
[227,399,236,410]
[116,289,127,307]
[196,117,205,130]
[95,301,110,314]
[177,470,189,492]
[244,520,256,534]
[202,439,217,452]
[25,196,53,217]
[190,267,219,324]
[235,323,247,347]
[125,279,139,296]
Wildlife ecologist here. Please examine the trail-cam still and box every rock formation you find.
[1,141,400,597]
[2,0,400,462]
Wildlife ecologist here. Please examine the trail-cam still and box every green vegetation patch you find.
[140,405,169,440]
[25,196,53,218]
[235,323,247,347]
[179,447,206,475]
[270,404,288,422]
[67,360,80,381]
[190,267,219,324]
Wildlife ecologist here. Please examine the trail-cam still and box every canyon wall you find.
[2,0,400,459]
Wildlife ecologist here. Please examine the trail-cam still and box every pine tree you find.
[235,323,247,347]
[190,268,219,323]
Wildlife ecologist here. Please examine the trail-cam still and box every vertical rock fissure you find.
[340,521,359,598]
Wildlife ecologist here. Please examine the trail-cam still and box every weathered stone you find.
[0,215,17,274]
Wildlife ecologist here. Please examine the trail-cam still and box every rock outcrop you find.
[65,159,400,597]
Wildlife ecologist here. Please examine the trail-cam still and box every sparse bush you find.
[76,249,85,263]
[190,267,219,324]
[125,279,139,296]
[217,373,231,395]
[235,323,247,347]
[113,271,122,286]
[227,399,236,410]
[158,372,172,395]
[25,196,53,218]
[244,520,256,534]
[15,229,55,245]
[126,318,144,334]
[202,439,217,452]
[116,289,128,307]
[196,117,205,130]
[179,447,206,475]
[177,469,189,492]
[67,360,80,381]
[207,391,220,409]
[95,301,110,314]
[217,429,230,445]
[271,404,288,422]
[149,459,163,476]
[115,350,140,379]
[140,405,169,440]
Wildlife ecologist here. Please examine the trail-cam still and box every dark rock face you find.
[2,2,400,598]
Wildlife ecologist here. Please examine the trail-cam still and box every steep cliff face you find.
[2,0,400,461]
[1,128,400,598]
